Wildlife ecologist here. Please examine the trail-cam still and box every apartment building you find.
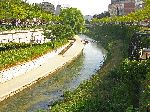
[108,0,135,16]
[38,2,55,14]
[108,0,143,16]
[55,5,61,15]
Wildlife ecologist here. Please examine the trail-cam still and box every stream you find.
[0,35,106,112]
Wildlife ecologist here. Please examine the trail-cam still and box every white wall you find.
[0,29,46,43]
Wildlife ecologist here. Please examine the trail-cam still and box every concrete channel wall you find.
[0,35,84,102]
[0,43,70,83]
[0,28,68,83]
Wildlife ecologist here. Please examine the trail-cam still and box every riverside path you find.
[0,35,84,102]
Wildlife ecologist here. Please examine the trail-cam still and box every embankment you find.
[51,24,150,112]
[51,24,145,112]
[0,35,84,102]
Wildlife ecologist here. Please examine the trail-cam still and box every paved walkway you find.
[0,35,84,102]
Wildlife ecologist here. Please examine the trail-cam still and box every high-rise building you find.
[55,4,70,15]
[55,5,61,15]
[61,4,71,9]
[38,2,55,14]
[109,0,136,16]
[124,2,135,15]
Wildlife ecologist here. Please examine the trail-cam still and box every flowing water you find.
[0,35,106,112]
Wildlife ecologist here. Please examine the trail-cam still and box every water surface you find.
[0,35,106,112]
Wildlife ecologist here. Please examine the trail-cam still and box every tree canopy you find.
[59,8,85,34]
[0,0,86,40]
[0,0,52,21]
[93,11,110,19]
[44,8,85,40]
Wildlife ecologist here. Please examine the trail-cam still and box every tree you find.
[93,11,110,19]
[59,8,85,34]
[44,24,74,39]
[0,0,52,24]
[119,60,148,109]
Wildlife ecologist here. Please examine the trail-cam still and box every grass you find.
[0,39,68,70]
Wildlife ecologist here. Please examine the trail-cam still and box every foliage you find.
[0,39,68,70]
[43,8,85,42]
[140,59,150,112]
[51,41,149,112]
[51,22,149,112]
[0,0,52,22]
[51,39,126,112]
[59,8,85,34]
[118,59,149,109]
[0,42,38,51]
[141,35,150,48]
[0,0,86,71]
[120,59,148,84]
[86,23,139,52]
[93,11,110,19]
[43,24,74,41]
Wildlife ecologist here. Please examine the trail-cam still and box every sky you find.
[26,0,111,15]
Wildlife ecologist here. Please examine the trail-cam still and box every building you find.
[55,4,70,15]
[108,3,124,16]
[38,2,55,14]
[124,2,135,15]
[111,0,135,4]
[135,0,144,10]
[84,15,93,21]
[108,0,136,16]
[140,48,150,59]
[55,5,61,15]
[61,4,71,9]
[111,0,118,4]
